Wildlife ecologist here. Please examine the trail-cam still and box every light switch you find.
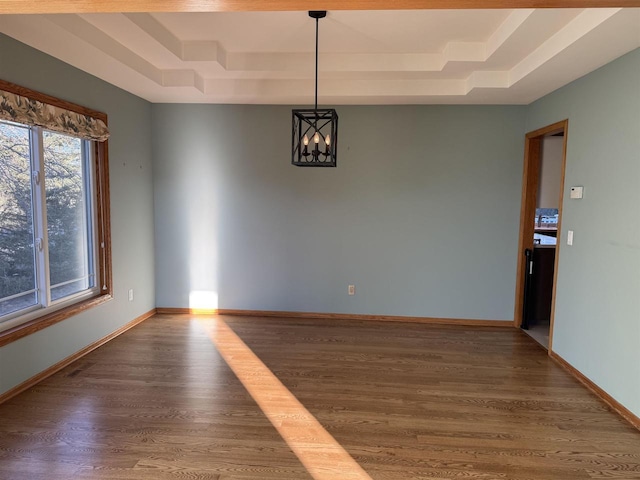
[567,230,574,246]
[570,186,584,199]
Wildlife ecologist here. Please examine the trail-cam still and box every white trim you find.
[0,287,100,334]
[0,289,37,303]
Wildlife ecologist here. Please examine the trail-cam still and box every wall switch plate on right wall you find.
[567,230,574,246]
[570,186,584,199]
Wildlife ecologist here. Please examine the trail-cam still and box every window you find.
[0,122,97,317]
[0,80,111,344]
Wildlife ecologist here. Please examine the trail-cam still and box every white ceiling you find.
[0,9,638,105]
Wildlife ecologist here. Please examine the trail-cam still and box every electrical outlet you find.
[128,289,134,301]
[348,285,355,296]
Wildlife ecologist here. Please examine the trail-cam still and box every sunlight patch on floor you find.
[202,318,373,480]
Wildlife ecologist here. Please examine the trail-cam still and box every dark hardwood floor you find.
[0,314,638,479]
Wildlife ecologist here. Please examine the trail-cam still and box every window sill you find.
[0,293,112,348]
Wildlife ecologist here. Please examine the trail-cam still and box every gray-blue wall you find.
[527,48,640,418]
[152,104,526,320]
[0,34,156,395]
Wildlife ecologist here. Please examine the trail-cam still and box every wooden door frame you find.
[513,120,568,351]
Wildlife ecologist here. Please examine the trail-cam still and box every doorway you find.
[514,120,568,350]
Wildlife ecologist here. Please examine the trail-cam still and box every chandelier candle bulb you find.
[314,131,320,144]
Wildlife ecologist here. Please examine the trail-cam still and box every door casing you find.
[513,120,568,351]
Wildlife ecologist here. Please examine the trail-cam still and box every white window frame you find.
[0,123,101,333]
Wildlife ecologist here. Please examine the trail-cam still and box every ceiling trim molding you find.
[1,8,636,104]
[509,8,620,84]
[45,14,163,84]
[79,11,537,75]
[2,0,640,14]
[38,10,623,98]
[485,9,534,58]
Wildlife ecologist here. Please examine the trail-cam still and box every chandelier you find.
[292,11,338,167]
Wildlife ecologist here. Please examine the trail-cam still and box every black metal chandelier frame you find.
[292,11,338,167]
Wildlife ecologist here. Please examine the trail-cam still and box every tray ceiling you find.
[0,8,638,104]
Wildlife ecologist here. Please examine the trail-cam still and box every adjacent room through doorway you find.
[515,121,567,350]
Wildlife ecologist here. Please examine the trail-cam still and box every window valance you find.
[0,88,109,142]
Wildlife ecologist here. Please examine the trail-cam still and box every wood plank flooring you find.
[0,314,638,479]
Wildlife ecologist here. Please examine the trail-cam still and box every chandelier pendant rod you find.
[314,14,319,113]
